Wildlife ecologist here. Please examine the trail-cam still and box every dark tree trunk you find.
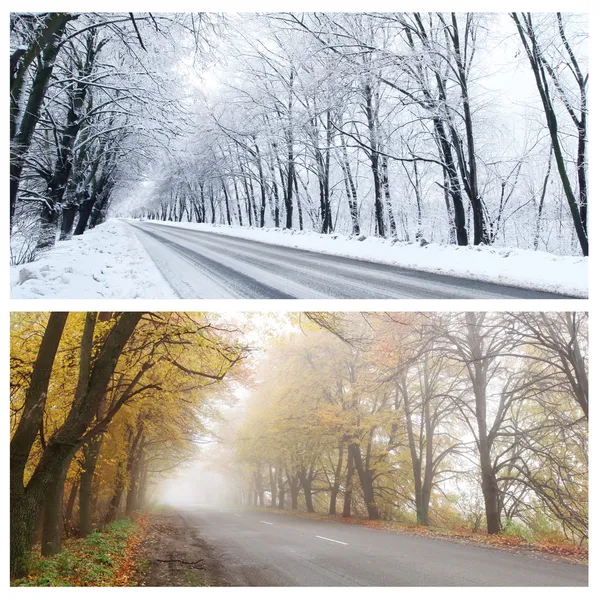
[105,459,126,524]
[269,147,281,227]
[340,135,360,235]
[64,477,79,532]
[466,314,502,534]
[221,180,232,226]
[320,110,333,233]
[293,168,303,230]
[255,464,264,507]
[342,446,354,518]
[254,141,267,227]
[126,446,143,516]
[60,205,77,241]
[269,466,277,508]
[73,198,94,236]
[287,471,299,510]
[364,82,385,237]
[299,471,315,513]
[432,118,468,246]
[381,155,397,237]
[277,470,285,508]
[349,443,380,520]
[329,442,345,515]
[10,493,41,578]
[41,460,71,556]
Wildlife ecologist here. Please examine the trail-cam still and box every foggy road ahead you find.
[128,221,570,299]
[179,506,587,586]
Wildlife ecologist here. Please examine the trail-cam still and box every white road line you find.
[234,514,242,517]
[316,535,348,546]
[260,520,273,525]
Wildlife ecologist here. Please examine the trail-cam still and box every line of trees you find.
[135,12,587,256]
[10,312,249,578]
[9,12,210,264]
[230,312,587,543]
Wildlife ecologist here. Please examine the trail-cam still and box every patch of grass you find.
[12,519,139,587]
[136,556,151,576]
[503,520,536,543]
[185,571,206,586]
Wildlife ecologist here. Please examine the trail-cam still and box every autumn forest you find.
[10,312,587,581]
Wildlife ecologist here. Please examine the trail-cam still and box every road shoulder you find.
[134,511,231,587]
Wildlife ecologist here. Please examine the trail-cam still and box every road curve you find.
[127,221,570,299]
[179,506,587,586]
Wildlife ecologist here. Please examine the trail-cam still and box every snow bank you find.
[10,220,174,299]
[139,220,588,298]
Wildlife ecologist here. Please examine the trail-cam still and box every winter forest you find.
[10,12,589,268]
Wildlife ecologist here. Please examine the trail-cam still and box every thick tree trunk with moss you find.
[79,436,103,536]
[41,460,72,556]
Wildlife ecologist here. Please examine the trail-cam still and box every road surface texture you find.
[128,221,570,299]
[179,506,587,586]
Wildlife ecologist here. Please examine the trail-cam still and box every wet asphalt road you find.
[178,506,588,586]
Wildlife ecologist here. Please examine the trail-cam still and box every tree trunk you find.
[277,470,285,508]
[255,464,264,507]
[432,117,468,245]
[41,461,71,556]
[10,492,41,577]
[329,442,345,515]
[381,155,397,237]
[126,444,144,516]
[340,134,360,235]
[299,471,314,513]
[364,82,385,237]
[342,445,354,518]
[349,443,380,519]
[64,477,79,532]
[287,471,299,510]
[60,205,77,240]
[104,459,126,524]
[73,198,94,235]
[269,466,277,508]
[79,436,103,536]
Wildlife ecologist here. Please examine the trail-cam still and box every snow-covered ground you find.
[137,219,588,298]
[10,218,588,299]
[10,220,174,299]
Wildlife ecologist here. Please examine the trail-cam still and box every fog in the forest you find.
[148,312,587,544]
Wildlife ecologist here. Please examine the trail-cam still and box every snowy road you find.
[129,221,571,299]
